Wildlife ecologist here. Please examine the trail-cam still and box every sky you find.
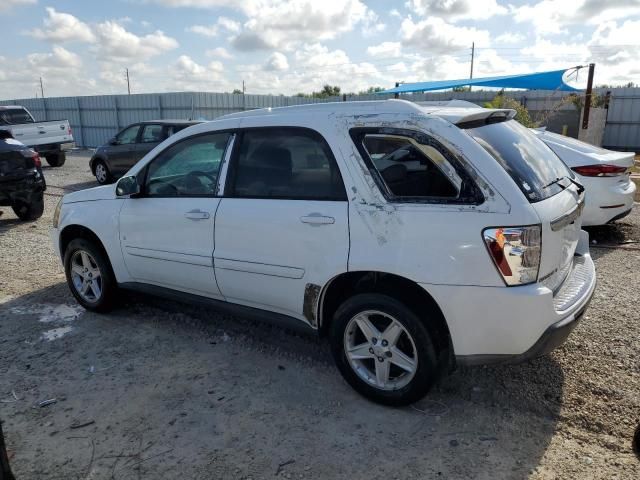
[0,0,639,100]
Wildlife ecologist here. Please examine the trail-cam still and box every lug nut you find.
[372,338,378,345]
[381,340,388,347]
[368,347,374,354]
[377,356,384,362]
[385,351,392,358]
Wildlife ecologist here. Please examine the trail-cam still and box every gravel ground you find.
[0,152,639,479]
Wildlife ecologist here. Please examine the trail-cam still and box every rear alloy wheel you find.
[64,238,116,312]
[12,194,44,221]
[45,152,66,167]
[94,160,113,185]
[330,293,439,406]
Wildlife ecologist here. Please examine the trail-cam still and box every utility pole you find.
[242,79,245,94]
[125,68,131,95]
[581,63,595,130]
[394,82,400,99]
[469,42,475,92]
[39,77,45,98]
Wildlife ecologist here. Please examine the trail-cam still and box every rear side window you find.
[0,108,33,125]
[351,128,482,204]
[466,120,573,202]
[228,128,346,200]
[141,124,164,143]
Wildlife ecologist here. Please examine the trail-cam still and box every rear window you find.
[466,120,572,202]
[0,108,33,125]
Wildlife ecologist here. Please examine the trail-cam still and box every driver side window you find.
[116,125,141,145]
[144,132,231,197]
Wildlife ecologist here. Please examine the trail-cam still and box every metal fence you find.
[1,88,638,151]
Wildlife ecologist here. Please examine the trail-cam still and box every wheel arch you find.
[59,224,112,272]
[90,155,108,175]
[317,271,454,367]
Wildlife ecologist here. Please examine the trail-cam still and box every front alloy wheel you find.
[330,293,439,406]
[64,238,116,312]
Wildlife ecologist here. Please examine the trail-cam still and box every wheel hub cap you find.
[70,250,103,303]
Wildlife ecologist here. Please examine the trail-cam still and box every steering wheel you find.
[187,171,216,183]
[148,178,180,195]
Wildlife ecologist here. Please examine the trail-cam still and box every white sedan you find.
[532,129,636,226]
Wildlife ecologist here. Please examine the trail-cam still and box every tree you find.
[232,89,243,95]
[484,91,535,127]
[359,86,385,94]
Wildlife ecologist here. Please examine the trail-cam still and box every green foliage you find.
[295,85,342,98]
[483,91,535,128]
[232,89,243,95]
[359,86,385,94]
[452,86,469,92]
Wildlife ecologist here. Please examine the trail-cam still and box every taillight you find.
[571,164,627,177]
[68,126,72,136]
[483,225,541,286]
[20,149,41,168]
[32,152,41,168]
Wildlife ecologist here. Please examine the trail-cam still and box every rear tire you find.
[93,159,113,185]
[45,152,66,167]
[12,194,44,221]
[64,238,117,312]
[329,293,439,406]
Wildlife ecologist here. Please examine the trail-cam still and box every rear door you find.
[466,120,583,291]
[109,124,141,175]
[213,127,349,323]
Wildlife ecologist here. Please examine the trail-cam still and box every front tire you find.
[12,194,44,221]
[64,238,117,312]
[93,159,113,185]
[45,152,66,167]
[329,293,439,406]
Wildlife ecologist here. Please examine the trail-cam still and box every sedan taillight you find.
[483,225,541,286]
[571,164,628,177]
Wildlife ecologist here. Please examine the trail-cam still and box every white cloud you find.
[188,16,241,37]
[206,47,232,59]
[494,32,526,44]
[389,9,401,18]
[27,7,95,43]
[409,0,507,21]
[263,52,289,71]
[0,0,36,12]
[401,17,490,54]
[27,45,82,71]
[93,22,179,62]
[589,20,640,70]
[367,41,402,59]
[512,0,640,36]
[171,55,230,91]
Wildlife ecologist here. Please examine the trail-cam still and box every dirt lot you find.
[1,151,639,479]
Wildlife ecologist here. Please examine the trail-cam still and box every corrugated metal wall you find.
[2,88,638,150]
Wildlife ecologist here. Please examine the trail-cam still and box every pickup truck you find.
[0,105,74,167]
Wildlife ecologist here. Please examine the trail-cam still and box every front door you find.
[214,127,349,323]
[119,131,233,298]
[133,123,165,165]
[109,124,141,176]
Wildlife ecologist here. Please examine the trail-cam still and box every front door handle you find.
[184,209,210,220]
[300,213,335,225]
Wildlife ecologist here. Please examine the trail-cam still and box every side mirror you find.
[109,137,118,145]
[115,175,141,197]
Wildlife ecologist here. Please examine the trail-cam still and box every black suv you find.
[0,130,46,221]
[90,120,201,184]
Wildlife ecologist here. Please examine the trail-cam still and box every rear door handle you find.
[300,214,335,225]
[184,209,210,220]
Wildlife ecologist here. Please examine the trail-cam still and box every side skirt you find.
[119,282,319,337]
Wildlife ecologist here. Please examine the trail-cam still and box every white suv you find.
[51,100,596,405]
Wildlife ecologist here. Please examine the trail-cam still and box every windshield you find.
[466,120,573,202]
[0,108,33,125]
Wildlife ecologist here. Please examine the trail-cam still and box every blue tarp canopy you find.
[382,68,582,94]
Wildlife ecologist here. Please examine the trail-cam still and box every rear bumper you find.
[0,169,46,205]
[581,175,636,226]
[424,231,596,364]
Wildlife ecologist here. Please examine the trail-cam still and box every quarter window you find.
[358,133,462,199]
[229,128,346,200]
[144,133,231,197]
[116,125,140,145]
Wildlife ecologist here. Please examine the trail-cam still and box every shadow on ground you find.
[0,283,565,479]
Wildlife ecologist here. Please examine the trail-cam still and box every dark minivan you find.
[90,120,201,184]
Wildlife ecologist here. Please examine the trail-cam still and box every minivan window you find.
[466,120,573,202]
[229,128,346,200]
[0,108,33,125]
[141,124,164,143]
[116,125,141,145]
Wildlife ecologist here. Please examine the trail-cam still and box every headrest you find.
[251,145,292,172]
[380,163,408,183]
